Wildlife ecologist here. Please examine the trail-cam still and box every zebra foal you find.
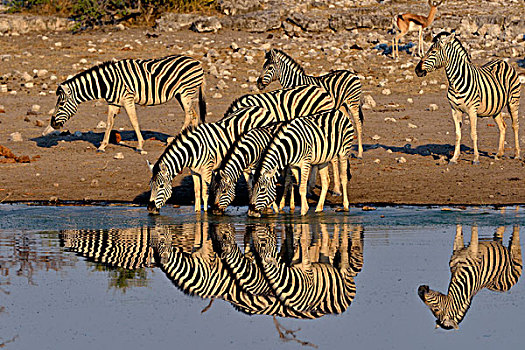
[43,55,206,154]
[257,49,364,159]
[418,225,522,329]
[415,32,521,164]
[249,109,355,217]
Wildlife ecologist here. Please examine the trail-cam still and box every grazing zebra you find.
[251,223,363,314]
[257,49,364,160]
[147,85,336,214]
[152,222,327,319]
[43,55,206,154]
[60,228,155,270]
[418,225,522,330]
[210,122,301,214]
[415,32,521,164]
[249,109,355,217]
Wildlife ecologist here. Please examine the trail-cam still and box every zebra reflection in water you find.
[418,225,522,330]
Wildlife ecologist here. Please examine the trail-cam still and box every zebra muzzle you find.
[147,201,160,215]
[42,124,58,136]
[415,62,427,77]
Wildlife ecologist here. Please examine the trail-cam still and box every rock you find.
[109,131,121,144]
[459,18,478,34]
[0,84,7,93]
[363,94,376,108]
[287,13,329,32]
[115,23,126,31]
[440,84,447,90]
[384,117,397,123]
[407,98,413,104]
[36,69,48,77]
[113,152,124,160]
[190,17,222,33]
[28,104,41,115]
[371,134,381,141]
[408,123,418,129]
[381,89,391,96]
[212,92,223,99]
[34,119,45,127]
[227,10,282,33]
[478,23,502,37]
[396,157,407,164]
[90,179,99,187]
[96,121,107,129]
[0,105,4,113]
[155,13,201,32]
[373,158,381,164]
[24,82,34,88]
[9,132,23,142]
[216,0,262,16]
[428,104,439,111]
[21,71,33,81]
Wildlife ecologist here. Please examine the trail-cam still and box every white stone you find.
[25,82,34,88]
[50,75,58,81]
[96,121,107,129]
[363,94,376,108]
[31,104,41,113]
[114,152,124,159]
[9,132,23,142]
[212,92,222,99]
[440,84,447,89]
[381,89,391,96]
[373,159,381,164]
[54,42,62,47]
[408,123,418,129]
[407,98,414,104]
[21,71,33,81]
[396,156,407,163]
[418,89,424,95]
[371,134,381,141]
[384,117,397,123]
[428,104,439,111]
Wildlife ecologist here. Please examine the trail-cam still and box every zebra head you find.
[248,167,278,217]
[211,170,236,215]
[50,84,79,129]
[148,161,174,215]
[415,31,456,77]
[257,50,280,90]
[418,285,460,330]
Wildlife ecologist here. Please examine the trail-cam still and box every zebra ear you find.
[146,160,154,173]
[443,31,456,45]
[266,167,278,178]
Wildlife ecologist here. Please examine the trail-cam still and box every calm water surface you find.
[0,205,524,349]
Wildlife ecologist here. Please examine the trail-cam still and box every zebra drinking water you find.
[257,49,364,159]
[418,225,522,330]
[415,32,521,164]
[147,85,336,214]
[249,109,355,217]
[43,55,206,154]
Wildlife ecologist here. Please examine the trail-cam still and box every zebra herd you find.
[44,31,523,216]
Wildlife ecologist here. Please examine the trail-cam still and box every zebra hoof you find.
[96,148,106,153]
[136,149,147,155]
[448,160,458,165]
[332,191,342,197]
[335,207,350,212]
[472,160,480,165]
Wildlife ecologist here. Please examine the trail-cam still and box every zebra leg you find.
[339,154,350,212]
[509,225,522,270]
[192,172,202,212]
[307,166,318,195]
[493,113,506,159]
[331,159,342,196]
[509,101,521,159]
[201,170,212,212]
[289,168,299,213]
[348,105,363,159]
[449,109,463,164]
[98,104,120,152]
[180,95,199,130]
[468,110,480,164]
[315,166,330,213]
[299,163,312,216]
[453,224,464,253]
[123,96,146,154]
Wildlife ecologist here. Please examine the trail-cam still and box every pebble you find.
[31,104,41,113]
[79,58,88,64]
[363,94,376,108]
[34,120,45,127]
[418,89,424,95]
[440,84,447,89]
[381,89,391,96]
[373,159,381,164]
[50,75,58,81]
[96,121,107,129]
[25,82,34,88]
[371,134,381,141]
[54,42,62,47]
[53,183,59,187]
[36,69,48,77]
[0,85,7,93]
[212,92,223,99]
[384,117,397,123]
[231,42,239,51]
[396,157,407,163]
[0,105,4,113]
[245,56,255,64]
[114,152,124,159]
[90,179,99,187]
[9,132,23,142]
[408,123,418,129]
[21,72,33,81]
[407,98,413,104]
[428,104,439,111]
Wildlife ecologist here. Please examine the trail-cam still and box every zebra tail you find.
[199,77,207,124]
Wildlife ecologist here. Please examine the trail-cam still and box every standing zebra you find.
[418,225,522,330]
[43,55,206,154]
[257,49,364,159]
[415,32,521,164]
[251,223,363,315]
[249,109,355,217]
[210,122,304,214]
[147,85,335,214]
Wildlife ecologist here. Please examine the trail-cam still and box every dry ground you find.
[0,26,524,208]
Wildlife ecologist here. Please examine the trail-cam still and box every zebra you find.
[256,49,364,161]
[210,122,299,215]
[251,223,363,315]
[43,55,206,154]
[248,109,355,217]
[415,31,521,164]
[60,228,155,270]
[418,224,522,330]
[147,84,336,214]
[151,222,328,319]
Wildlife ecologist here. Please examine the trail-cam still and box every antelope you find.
[392,0,443,59]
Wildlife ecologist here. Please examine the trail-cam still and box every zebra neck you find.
[279,64,315,88]
[66,72,105,103]
[444,46,474,92]
[445,268,481,321]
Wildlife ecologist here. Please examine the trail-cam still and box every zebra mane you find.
[222,93,257,118]
[433,31,472,63]
[62,60,116,85]
[152,125,198,175]
[268,49,306,75]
